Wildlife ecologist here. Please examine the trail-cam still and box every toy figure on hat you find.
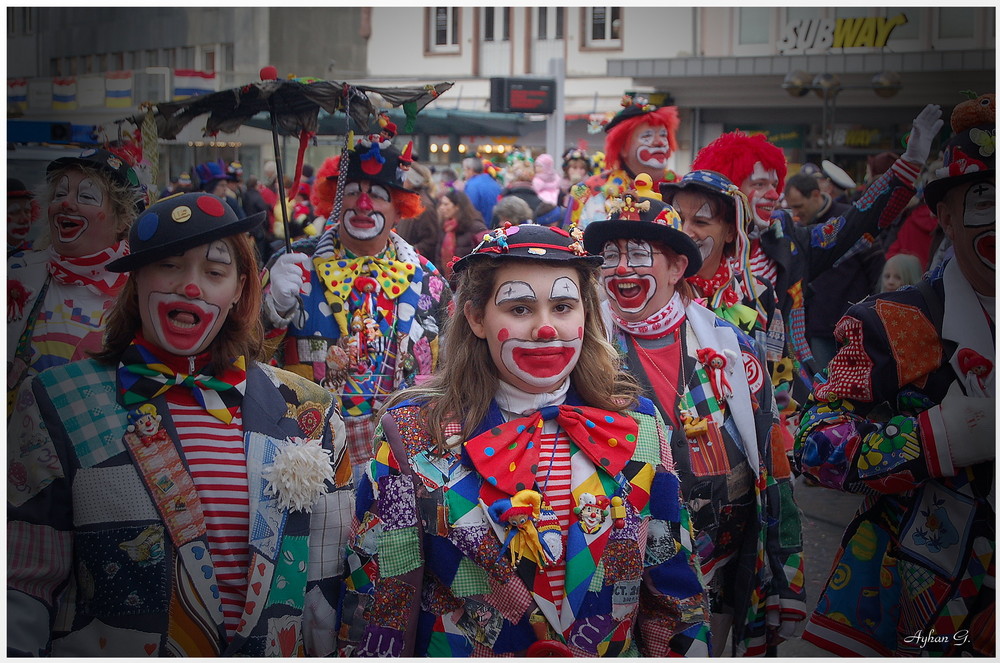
[796,95,992,657]
[572,94,681,227]
[338,221,710,657]
[8,191,353,656]
[263,136,451,482]
[583,191,805,655]
[7,177,40,255]
[7,148,144,416]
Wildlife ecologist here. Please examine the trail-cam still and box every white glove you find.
[902,104,944,165]
[268,252,313,315]
[940,380,995,467]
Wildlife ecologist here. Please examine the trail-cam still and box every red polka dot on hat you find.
[197,196,226,216]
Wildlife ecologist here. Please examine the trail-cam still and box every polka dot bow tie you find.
[314,254,416,302]
[464,404,639,497]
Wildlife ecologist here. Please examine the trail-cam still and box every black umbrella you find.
[125,74,453,251]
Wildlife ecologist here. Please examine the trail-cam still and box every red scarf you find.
[47,242,130,297]
[687,259,740,308]
[440,218,458,275]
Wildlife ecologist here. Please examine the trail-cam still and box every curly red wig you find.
[604,107,680,171]
[310,155,423,220]
[691,131,788,194]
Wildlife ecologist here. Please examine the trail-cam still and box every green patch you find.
[267,535,308,609]
[451,557,490,597]
[377,525,422,577]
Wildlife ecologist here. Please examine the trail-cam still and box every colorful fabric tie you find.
[118,341,247,423]
[464,404,638,498]
[47,242,130,297]
[313,247,416,303]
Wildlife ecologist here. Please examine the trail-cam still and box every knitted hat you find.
[583,192,702,277]
[108,192,264,272]
[452,222,602,274]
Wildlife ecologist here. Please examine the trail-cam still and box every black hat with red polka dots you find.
[107,192,264,272]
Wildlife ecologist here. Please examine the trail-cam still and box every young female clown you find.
[582,195,806,656]
[338,223,711,656]
[7,193,352,657]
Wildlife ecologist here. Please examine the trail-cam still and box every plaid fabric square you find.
[590,560,606,591]
[345,415,376,468]
[451,557,490,597]
[484,574,533,623]
[376,525,422,577]
[38,362,127,468]
[309,489,354,581]
[370,576,416,631]
[7,520,72,603]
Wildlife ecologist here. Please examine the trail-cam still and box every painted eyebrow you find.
[495,280,536,305]
[550,277,580,300]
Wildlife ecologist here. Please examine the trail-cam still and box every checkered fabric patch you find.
[376,525,421,577]
[589,560,606,591]
[451,557,490,597]
[38,361,127,468]
[484,573,533,623]
[309,490,354,580]
[7,520,73,604]
[630,412,660,465]
[345,415,376,469]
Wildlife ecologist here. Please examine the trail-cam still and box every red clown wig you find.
[604,106,680,171]
[691,131,788,194]
[311,155,423,220]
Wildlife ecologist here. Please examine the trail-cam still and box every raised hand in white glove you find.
[902,104,944,166]
[268,252,313,316]
[940,379,995,467]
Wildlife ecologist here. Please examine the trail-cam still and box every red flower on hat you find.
[948,146,988,177]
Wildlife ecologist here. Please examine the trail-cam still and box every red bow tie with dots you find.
[464,404,638,497]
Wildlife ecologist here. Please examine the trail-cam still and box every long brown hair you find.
[382,256,640,449]
[92,233,264,373]
[439,190,485,232]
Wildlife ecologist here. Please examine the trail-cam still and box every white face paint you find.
[469,264,586,394]
[742,162,780,227]
[600,239,665,316]
[965,181,995,271]
[341,181,393,242]
[633,126,671,168]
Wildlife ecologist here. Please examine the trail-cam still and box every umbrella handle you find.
[268,102,293,254]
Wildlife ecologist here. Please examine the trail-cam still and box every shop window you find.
[937,7,973,39]
[585,6,622,48]
[428,7,460,54]
[738,8,770,45]
[204,48,216,73]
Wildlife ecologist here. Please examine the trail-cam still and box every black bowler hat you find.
[583,192,702,277]
[108,192,265,272]
[46,148,140,190]
[8,178,33,199]
[923,122,996,210]
[603,94,659,133]
[452,222,603,274]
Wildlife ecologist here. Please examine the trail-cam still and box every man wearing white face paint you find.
[795,101,995,657]
[572,94,681,227]
[584,195,806,656]
[7,148,143,415]
[262,139,451,481]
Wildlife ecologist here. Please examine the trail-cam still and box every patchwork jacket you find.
[338,392,712,657]
[7,359,353,657]
[614,301,807,655]
[795,259,995,656]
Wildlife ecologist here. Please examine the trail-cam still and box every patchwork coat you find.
[263,229,451,478]
[7,359,353,657]
[795,259,995,656]
[338,392,712,656]
[614,301,806,655]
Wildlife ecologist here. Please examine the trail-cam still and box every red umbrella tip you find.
[260,66,278,81]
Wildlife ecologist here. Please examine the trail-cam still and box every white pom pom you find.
[263,438,334,512]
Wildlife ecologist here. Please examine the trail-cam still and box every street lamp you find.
[782,70,902,161]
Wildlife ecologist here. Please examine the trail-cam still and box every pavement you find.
[772,478,865,657]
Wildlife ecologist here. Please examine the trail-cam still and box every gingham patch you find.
[451,557,490,597]
[38,361,128,468]
[629,412,660,465]
[7,520,73,604]
[376,525,421,577]
[484,574,533,623]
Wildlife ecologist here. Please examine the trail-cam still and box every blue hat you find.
[107,192,264,272]
[196,160,228,188]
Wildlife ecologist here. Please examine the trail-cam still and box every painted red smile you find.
[155,299,216,352]
[607,277,651,310]
[512,346,576,377]
[975,230,995,269]
[53,213,87,241]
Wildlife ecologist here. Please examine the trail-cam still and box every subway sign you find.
[778,13,908,54]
